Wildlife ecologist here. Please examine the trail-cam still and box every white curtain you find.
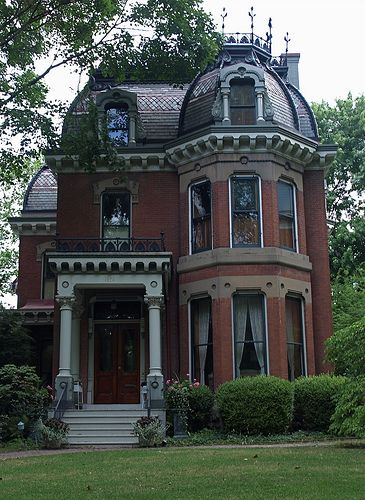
[249,297,265,374]
[198,300,210,384]
[234,296,248,377]
[286,304,295,380]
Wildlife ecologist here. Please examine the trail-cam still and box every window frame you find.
[189,296,214,388]
[100,191,132,241]
[231,292,269,378]
[285,295,307,381]
[229,78,256,126]
[189,179,213,255]
[229,175,263,248]
[277,179,298,252]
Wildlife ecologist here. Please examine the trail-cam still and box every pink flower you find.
[193,382,200,387]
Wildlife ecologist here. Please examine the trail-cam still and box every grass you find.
[0,444,365,499]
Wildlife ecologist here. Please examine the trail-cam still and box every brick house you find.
[10,36,336,440]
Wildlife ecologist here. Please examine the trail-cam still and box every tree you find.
[331,267,365,333]
[0,0,219,184]
[313,95,365,223]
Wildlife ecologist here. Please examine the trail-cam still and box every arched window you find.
[230,79,256,125]
[105,103,129,146]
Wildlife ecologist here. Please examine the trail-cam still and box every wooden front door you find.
[94,324,140,404]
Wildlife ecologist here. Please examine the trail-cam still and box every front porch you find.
[47,242,172,413]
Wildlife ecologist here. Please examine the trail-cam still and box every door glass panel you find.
[123,329,137,373]
[99,328,113,371]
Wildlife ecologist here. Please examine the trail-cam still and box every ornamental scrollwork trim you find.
[56,295,76,310]
[144,295,164,308]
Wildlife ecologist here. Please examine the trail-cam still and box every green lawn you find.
[0,445,364,499]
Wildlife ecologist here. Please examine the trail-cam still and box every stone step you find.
[63,416,143,424]
[69,429,135,437]
[63,411,147,418]
[67,422,133,431]
[68,435,138,445]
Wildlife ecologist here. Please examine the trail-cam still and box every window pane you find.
[191,298,213,388]
[99,328,113,372]
[233,212,259,245]
[279,216,294,248]
[278,182,294,216]
[233,178,258,211]
[106,107,128,146]
[233,294,266,377]
[191,181,212,253]
[230,80,255,106]
[123,330,137,373]
[231,108,256,126]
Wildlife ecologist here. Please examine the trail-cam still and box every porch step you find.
[61,406,164,446]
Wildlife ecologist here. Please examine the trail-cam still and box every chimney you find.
[281,52,300,89]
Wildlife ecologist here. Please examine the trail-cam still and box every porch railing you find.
[55,234,165,253]
[54,381,68,420]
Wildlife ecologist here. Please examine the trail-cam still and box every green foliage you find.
[165,376,191,414]
[0,158,39,296]
[0,306,35,366]
[216,376,294,435]
[0,365,48,436]
[0,0,219,182]
[329,220,365,280]
[326,317,365,377]
[331,267,365,331]
[187,384,215,432]
[133,416,166,447]
[313,95,365,224]
[293,375,347,432]
[330,377,365,438]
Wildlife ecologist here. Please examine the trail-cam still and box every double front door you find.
[94,324,140,404]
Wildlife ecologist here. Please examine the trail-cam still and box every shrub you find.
[330,376,365,438]
[0,365,48,440]
[326,317,365,377]
[216,376,293,435]
[30,418,69,449]
[133,416,166,447]
[293,375,347,432]
[187,384,215,432]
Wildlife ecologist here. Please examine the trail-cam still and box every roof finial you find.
[221,7,227,34]
[266,17,273,54]
[248,6,255,44]
[284,32,291,56]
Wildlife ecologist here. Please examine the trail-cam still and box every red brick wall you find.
[17,235,54,307]
[303,170,333,372]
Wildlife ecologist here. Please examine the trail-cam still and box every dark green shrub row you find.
[187,384,215,432]
[293,374,347,432]
[216,376,293,435]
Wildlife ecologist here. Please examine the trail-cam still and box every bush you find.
[30,418,69,449]
[0,306,34,368]
[133,416,166,447]
[216,376,293,435]
[0,365,48,440]
[293,375,347,432]
[330,376,365,438]
[187,384,215,432]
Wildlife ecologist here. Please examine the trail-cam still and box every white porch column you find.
[71,302,83,382]
[55,295,75,404]
[129,113,136,146]
[144,295,164,408]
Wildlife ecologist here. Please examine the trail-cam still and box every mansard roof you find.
[23,166,57,212]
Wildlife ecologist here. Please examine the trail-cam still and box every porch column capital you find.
[56,295,75,311]
[144,295,164,309]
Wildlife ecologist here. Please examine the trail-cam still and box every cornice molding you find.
[9,216,57,236]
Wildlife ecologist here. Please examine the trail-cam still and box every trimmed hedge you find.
[216,376,293,435]
[293,374,347,432]
[187,385,215,432]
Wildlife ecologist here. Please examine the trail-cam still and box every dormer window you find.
[230,79,256,125]
[106,104,129,146]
